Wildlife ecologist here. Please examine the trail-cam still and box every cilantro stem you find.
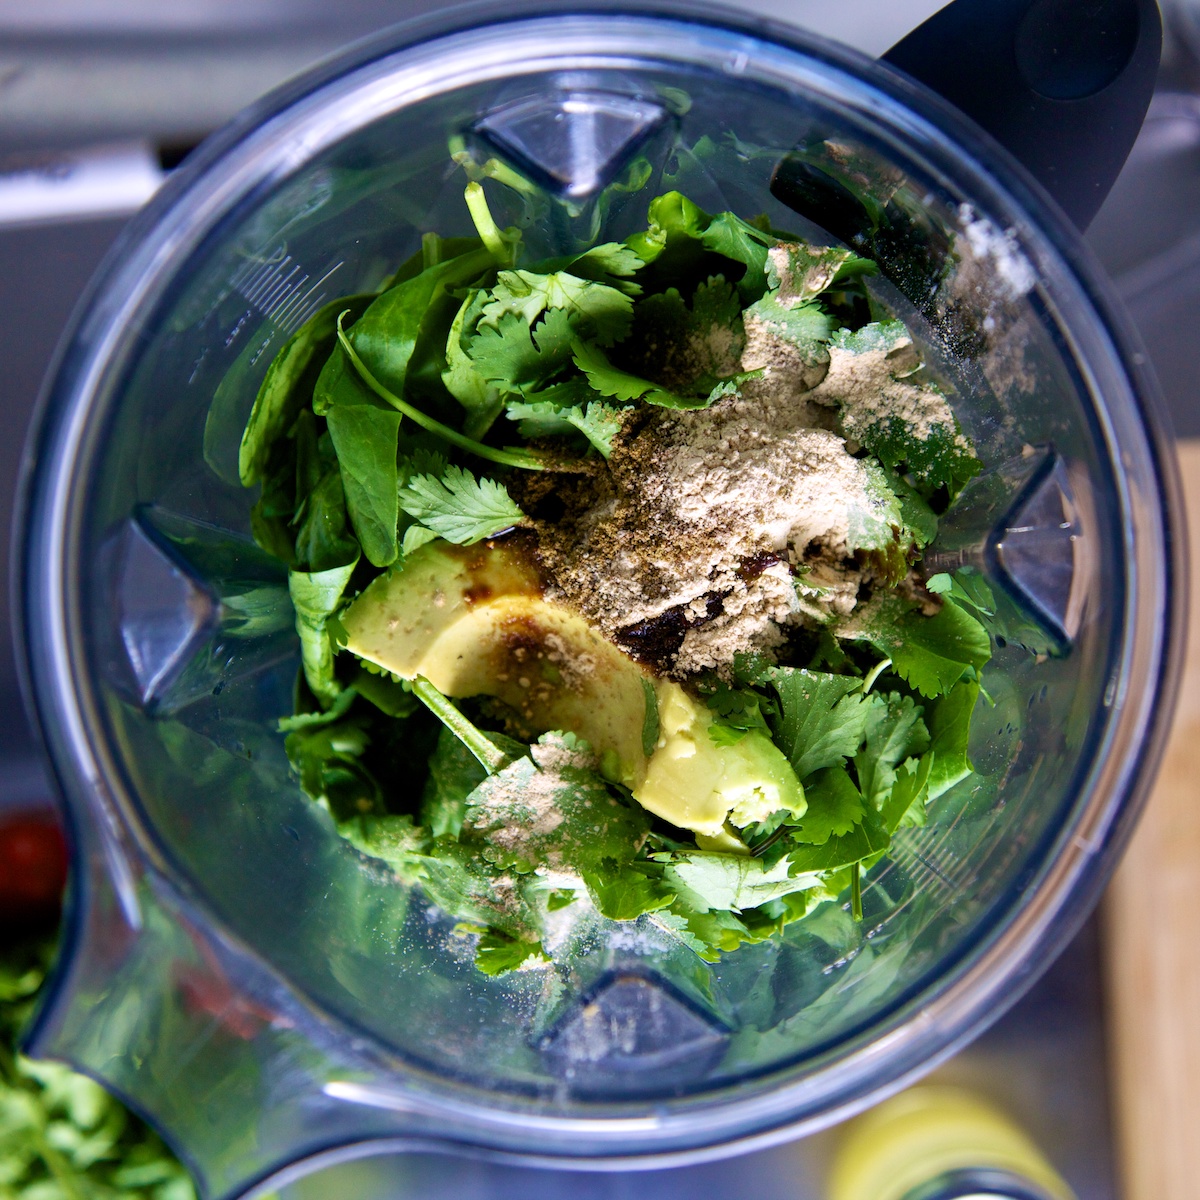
[850,862,863,922]
[421,231,441,270]
[464,181,511,264]
[860,658,893,696]
[410,675,511,774]
[336,318,551,472]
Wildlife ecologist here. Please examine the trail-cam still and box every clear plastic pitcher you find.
[17,5,1182,1198]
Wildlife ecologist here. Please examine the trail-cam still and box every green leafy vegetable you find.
[506,398,627,458]
[348,245,494,399]
[854,693,930,809]
[0,939,196,1200]
[239,293,373,487]
[325,403,402,568]
[336,316,553,472]
[763,668,872,781]
[787,766,869,846]
[229,174,1006,978]
[815,320,982,497]
[481,269,634,346]
[859,597,991,699]
[397,465,526,545]
[288,558,358,705]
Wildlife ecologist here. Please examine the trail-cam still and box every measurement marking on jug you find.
[230,252,344,335]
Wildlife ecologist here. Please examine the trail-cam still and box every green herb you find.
[859,595,991,699]
[288,558,358,705]
[640,678,660,758]
[396,465,526,546]
[336,317,553,472]
[763,669,873,782]
[505,398,626,458]
[481,270,633,347]
[227,172,1009,977]
[325,403,402,567]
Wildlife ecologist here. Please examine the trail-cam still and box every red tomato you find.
[0,815,68,915]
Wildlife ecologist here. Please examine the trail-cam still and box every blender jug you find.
[16,3,1183,1197]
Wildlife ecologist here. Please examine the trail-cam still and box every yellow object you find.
[340,539,805,836]
[828,1086,1075,1200]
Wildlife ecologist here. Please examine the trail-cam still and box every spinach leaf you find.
[238,293,373,487]
[350,247,495,399]
[288,558,358,705]
[326,403,403,568]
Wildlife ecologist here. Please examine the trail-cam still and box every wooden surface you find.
[1104,440,1200,1200]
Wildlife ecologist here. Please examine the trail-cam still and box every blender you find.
[15,2,1183,1196]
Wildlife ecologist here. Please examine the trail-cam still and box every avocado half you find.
[339,540,805,840]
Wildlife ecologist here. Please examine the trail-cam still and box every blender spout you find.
[22,851,438,1200]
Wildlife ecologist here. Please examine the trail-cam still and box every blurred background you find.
[3,2,1200,1197]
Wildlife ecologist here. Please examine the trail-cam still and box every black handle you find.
[882,0,1161,230]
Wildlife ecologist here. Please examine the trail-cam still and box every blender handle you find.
[881,0,1161,230]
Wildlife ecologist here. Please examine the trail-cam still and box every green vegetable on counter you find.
[0,938,196,1200]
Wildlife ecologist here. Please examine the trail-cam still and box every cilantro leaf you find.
[567,242,647,293]
[764,242,871,304]
[397,466,525,545]
[881,753,934,832]
[788,766,868,846]
[465,734,652,881]
[622,277,746,395]
[400,524,440,556]
[286,713,385,818]
[703,680,772,744]
[465,307,576,392]
[572,341,704,410]
[926,678,980,801]
[701,209,777,294]
[785,805,890,872]
[628,191,780,302]
[421,726,489,839]
[857,597,991,699]
[481,269,633,346]
[325,402,402,568]
[664,852,811,913]
[441,289,503,438]
[741,293,834,370]
[854,692,930,809]
[583,859,674,920]
[473,929,548,975]
[763,668,872,781]
[505,398,627,458]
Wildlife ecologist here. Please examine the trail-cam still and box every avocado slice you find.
[339,540,805,837]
